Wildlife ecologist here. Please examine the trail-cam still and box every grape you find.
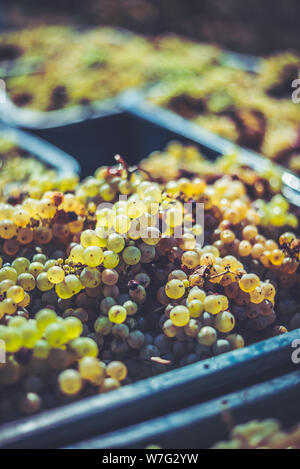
[28,262,44,278]
[0,266,18,283]
[106,361,127,381]
[33,339,50,358]
[58,369,82,395]
[127,330,145,349]
[21,320,40,348]
[0,279,15,294]
[103,250,119,269]
[64,316,83,340]
[100,378,120,392]
[6,285,25,303]
[78,357,105,383]
[122,246,141,265]
[165,279,185,299]
[2,327,23,352]
[108,305,127,324]
[239,274,260,293]
[204,295,223,315]
[17,273,36,291]
[102,269,119,286]
[70,244,85,264]
[80,267,101,288]
[36,272,54,291]
[45,323,68,347]
[83,246,103,267]
[0,298,17,317]
[214,311,236,333]
[12,257,30,274]
[0,220,17,239]
[107,233,125,253]
[19,393,41,415]
[94,316,112,335]
[70,337,98,358]
[170,305,190,327]
[123,300,138,316]
[188,300,204,318]
[197,326,217,346]
[47,266,65,284]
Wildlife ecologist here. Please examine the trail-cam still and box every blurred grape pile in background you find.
[4,0,300,55]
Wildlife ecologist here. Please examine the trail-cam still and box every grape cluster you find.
[148,51,300,173]
[0,26,219,111]
[212,419,300,449]
[0,142,299,424]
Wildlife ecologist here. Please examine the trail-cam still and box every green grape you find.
[2,327,23,352]
[239,273,260,293]
[197,326,217,346]
[21,320,41,348]
[101,378,120,392]
[36,272,54,291]
[188,299,204,318]
[80,267,101,288]
[28,262,45,278]
[94,316,112,335]
[0,279,15,295]
[70,337,99,358]
[122,246,141,265]
[6,285,25,303]
[44,259,57,271]
[17,273,36,291]
[45,322,68,347]
[58,369,82,395]
[214,311,235,333]
[204,295,223,315]
[32,253,47,264]
[0,298,17,317]
[35,308,57,332]
[107,233,125,253]
[11,257,30,275]
[83,246,103,267]
[33,339,51,358]
[103,250,119,269]
[226,334,245,349]
[170,305,190,326]
[8,316,27,328]
[63,274,82,296]
[108,305,127,324]
[70,244,85,264]
[64,316,83,340]
[78,356,105,383]
[165,279,185,299]
[80,230,102,248]
[47,266,65,284]
[113,214,131,234]
[123,300,138,316]
[106,361,127,381]
[0,266,18,283]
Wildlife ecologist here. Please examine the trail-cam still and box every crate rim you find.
[0,121,80,174]
[66,369,300,449]
[0,327,299,448]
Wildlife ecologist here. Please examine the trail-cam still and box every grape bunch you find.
[212,419,300,449]
[0,142,299,424]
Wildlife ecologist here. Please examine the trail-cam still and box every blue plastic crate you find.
[67,369,300,449]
